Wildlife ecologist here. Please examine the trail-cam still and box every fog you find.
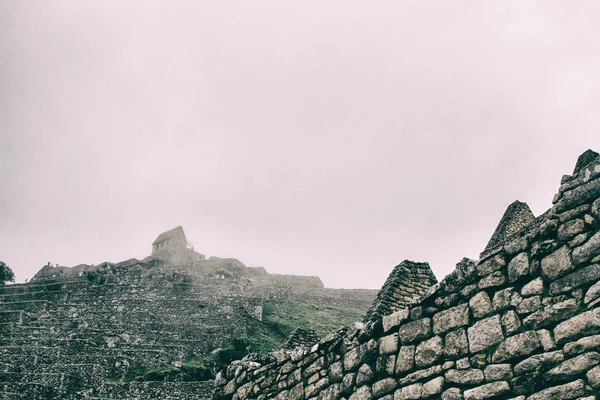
[1,1,599,288]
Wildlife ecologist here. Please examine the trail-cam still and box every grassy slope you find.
[246,299,366,354]
[119,298,368,382]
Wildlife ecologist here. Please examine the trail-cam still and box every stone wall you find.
[214,150,600,400]
[1,247,377,399]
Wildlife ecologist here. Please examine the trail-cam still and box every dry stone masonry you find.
[0,229,377,399]
[215,149,600,400]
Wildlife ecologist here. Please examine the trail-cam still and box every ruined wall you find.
[215,151,600,400]
[0,246,377,399]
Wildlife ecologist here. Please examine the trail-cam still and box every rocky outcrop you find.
[215,149,600,400]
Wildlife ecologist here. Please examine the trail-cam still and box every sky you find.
[0,1,599,289]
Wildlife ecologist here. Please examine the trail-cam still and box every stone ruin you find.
[0,227,378,399]
[215,149,600,400]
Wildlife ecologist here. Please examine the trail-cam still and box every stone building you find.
[152,226,189,257]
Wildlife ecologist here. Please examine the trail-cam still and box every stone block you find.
[483,363,513,381]
[395,346,415,374]
[513,350,564,375]
[445,368,484,385]
[380,334,399,355]
[557,219,585,241]
[372,378,397,398]
[549,264,600,295]
[545,351,600,382]
[433,304,470,335]
[554,308,600,344]
[348,385,372,400]
[421,376,444,398]
[463,381,510,400]
[383,309,409,333]
[501,310,522,335]
[573,231,600,265]
[478,271,506,289]
[508,252,530,283]
[399,318,432,344]
[415,336,443,368]
[521,277,544,297]
[441,388,463,400]
[526,379,585,400]
[444,328,469,359]
[394,383,422,400]
[477,255,505,277]
[492,331,541,363]
[470,292,493,319]
[516,296,541,315]
[541,246,573,281]
[467,315,504,353]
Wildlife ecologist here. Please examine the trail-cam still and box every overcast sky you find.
[1,1,599,289]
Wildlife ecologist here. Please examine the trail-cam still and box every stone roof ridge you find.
[573,149,600,175]
[483,200,535,252]
[363,260,438,323]
[152,226,187,245]
[280,327,320,351]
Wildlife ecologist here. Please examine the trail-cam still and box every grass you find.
[246,298,366,354]
[109,298,367,383]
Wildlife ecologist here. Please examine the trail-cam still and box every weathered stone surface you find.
[492,331,541,363]
[349,385,372,400]
[513,350,564,375]
[483,363,513,381]
[492,287,521,311]
[557,219,585,241]
[421,376,444,398]
[395,345,415,374]
[433,304,470,335]
[477,255,505,277]
[584,280,600,304]
[573,231,600,265]
[398,365,442,386]
[563,334,600,356]
[441,388,463,400]
[523,298,579,329]
[541,246,573,281]
[515,296,541,315]
[549,264,600,295]
[445,368,484,385]
[371,378,397,398]
[463,381,510,400]
[526,379,585,400]
[587,365,600,388]
[380,333,399,355]
[383,309,410,333]
[216,154,600,400]
[545,351,600,381]
[470,292,493,319]
[501,310,522,335]
[478,271,506,289]
[468,315,504,353]
[399,318,431,344]
[521,277,544,297]
[415,336,443,367]
[537,329,556,351]
[444,328,468,359]
[554,308,600,344]
[356,364,374,386]
[508,252,530,283]
[394,383,422,400]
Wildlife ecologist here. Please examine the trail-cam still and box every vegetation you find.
[119,299,366,383]
[245,299,366,354]
[0,261,15,285]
